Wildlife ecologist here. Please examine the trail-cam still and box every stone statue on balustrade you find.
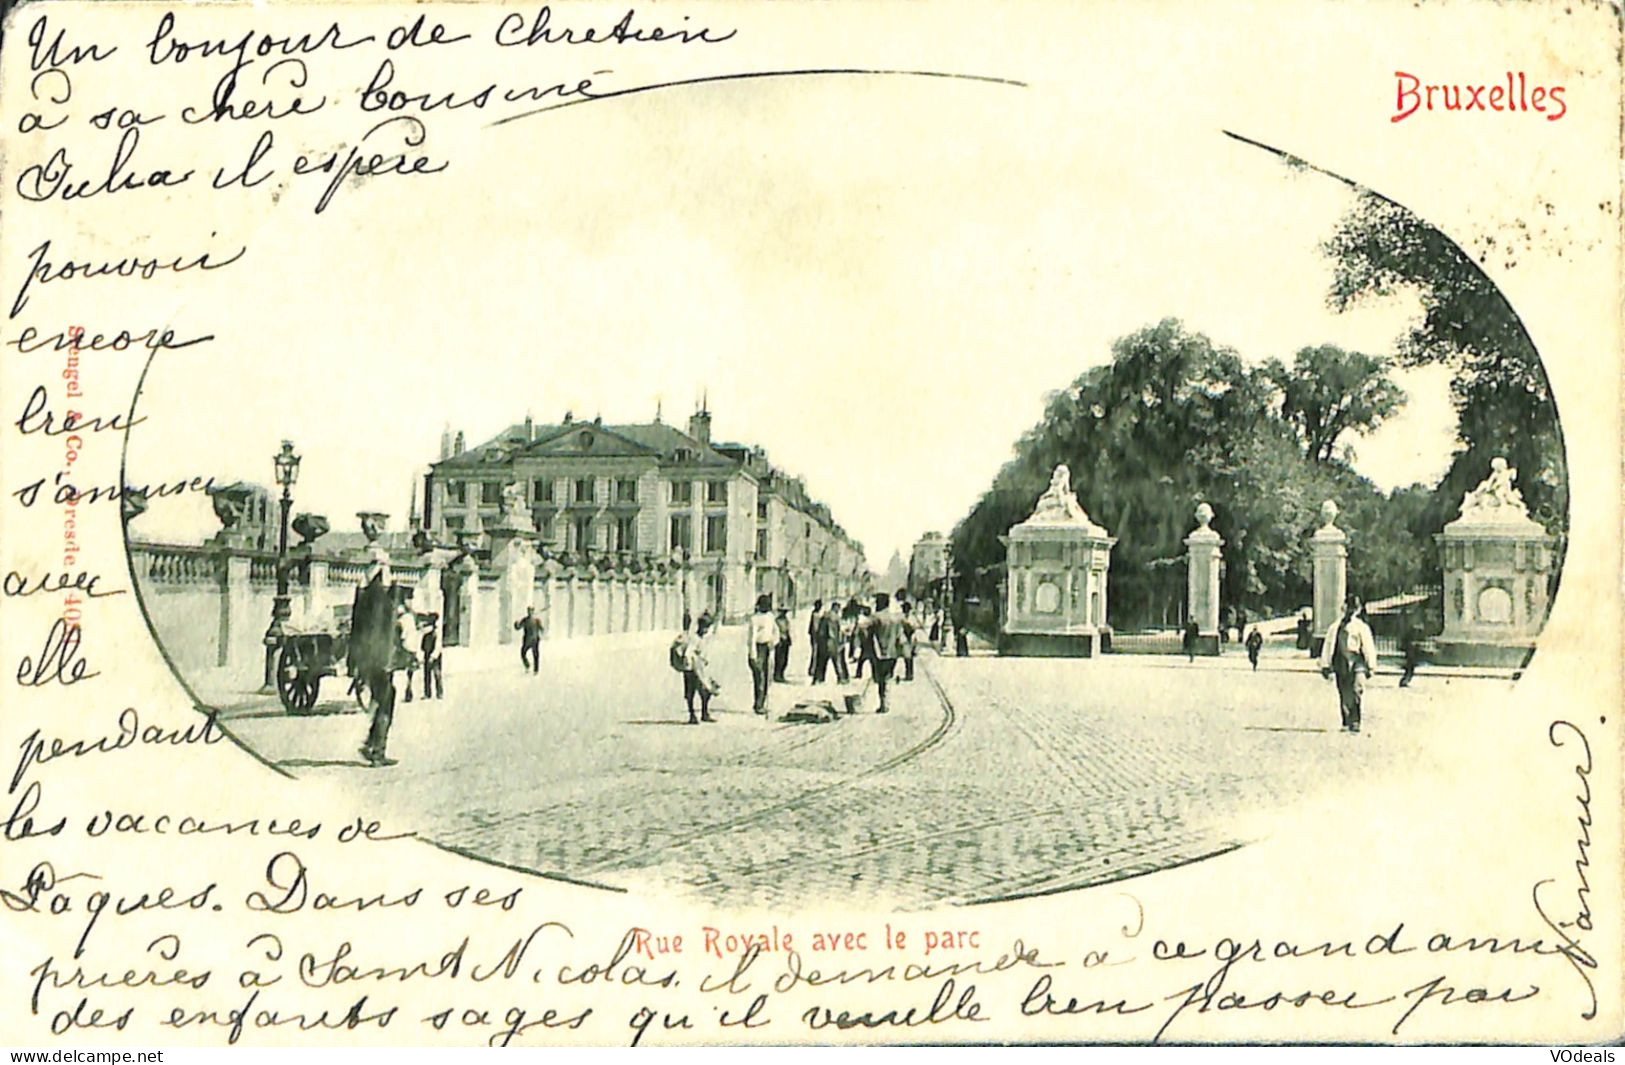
[358,511,389,544]
[1026,464,1098,529]
[1457,457,1529,522]
[500,482,534,530]
[208,482,271,549]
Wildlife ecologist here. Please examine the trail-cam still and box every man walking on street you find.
[350,561,403,767]
[1245,626,1263,672]
[866,593,905,714]
[514,605,544,675]
[1320,594,1377,733]
[900,600,918,682]
[748,594,777,714]
[1399,615,1420,688]
[806,600,822,678]
[773,607,792,682]
[421,612,444,700]
[818,599,847,683]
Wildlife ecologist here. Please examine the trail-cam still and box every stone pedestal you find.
[1183,503,1223,656]
[1310,500,1348,657]
[999,465,1116,657]
[1433,459,1554,666]
[495,537,538,645]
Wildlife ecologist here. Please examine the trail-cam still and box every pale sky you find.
[124,31,1460,566]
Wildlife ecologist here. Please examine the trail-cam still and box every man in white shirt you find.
[1319,594,1377,733]
[748,595,778,714]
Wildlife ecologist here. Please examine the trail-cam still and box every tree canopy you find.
[950,319,1424,629]
[1323,193,1568,535]
[948,195,1566,631]
[1265,345,1404,464]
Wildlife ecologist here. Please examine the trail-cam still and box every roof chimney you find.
[440,424,452,461]
[688,403,712,445]
[454,430,465,455]
[524,413,534,441]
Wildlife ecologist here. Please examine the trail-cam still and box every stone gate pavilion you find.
[1000,465,1116,657]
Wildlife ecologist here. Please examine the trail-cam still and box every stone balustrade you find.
[129,539,693,685]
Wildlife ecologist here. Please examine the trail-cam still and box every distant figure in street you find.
[773,608,792,682]
[843,602,863,678]
[900,600,918,682]
[865,593,905,713]
[397,599,419,703]
[817,600,848,684]
[514,605,544,674]
[748,595,777,714]
[421,613,443,700]
[806,599,822,677]
[1245,627,1263,671]
[854,603,877,679]
[952,607,970,657]
[1320,595,1377,734]
[1234,606,1248,645]
[674,616,717,725]
[1182,619,1200,662]
[929,610,942,647]
[1399,618,1420,688]
[1295,610,1313,652]
[349,564,402,767]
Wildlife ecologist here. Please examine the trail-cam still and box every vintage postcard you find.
[0,0,1619,1048]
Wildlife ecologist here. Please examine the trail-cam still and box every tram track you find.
[582,658,960,874]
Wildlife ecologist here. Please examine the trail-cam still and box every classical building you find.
[424,406,867,620]
[908,532,949,601]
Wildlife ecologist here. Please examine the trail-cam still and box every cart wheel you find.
[276,646,306,715]
[298,675,321,712]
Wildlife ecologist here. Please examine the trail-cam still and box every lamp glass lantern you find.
[273,440,301,489]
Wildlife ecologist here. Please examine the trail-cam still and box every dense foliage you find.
[1324,193,1568,536]
[951,195,1568,630]
[951,320,1423,628]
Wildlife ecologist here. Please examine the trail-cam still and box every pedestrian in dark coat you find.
[773,608,791,682]
[349,567,402,767]
[806,600,822,676]
[818,600,848,683]
[1245,627,1263,671]
[514,606,544,674]
[1182,619,1200,662]
[1399,620,1420,688]
[421,613,443,700]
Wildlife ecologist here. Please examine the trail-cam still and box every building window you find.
[705,514,728,554]
[670,479,693,505]
[481,482,502,505]
[444,481,465,504]
[533,478,554,503]
[706,480,728,504]
[616,478,638,503]
[669,514,692,553]
[756,527,768,560]
[445,515,465,531]
[574,477,594,504]
[572,515,594,551]
[614,516,637,552]
[757,499,768,519]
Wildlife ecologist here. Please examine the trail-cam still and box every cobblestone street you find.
[224,626,1494,910]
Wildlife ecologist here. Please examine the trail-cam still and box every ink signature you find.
[1532,719,1597,1019]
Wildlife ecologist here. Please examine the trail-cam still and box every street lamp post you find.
[262,440,301,689]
